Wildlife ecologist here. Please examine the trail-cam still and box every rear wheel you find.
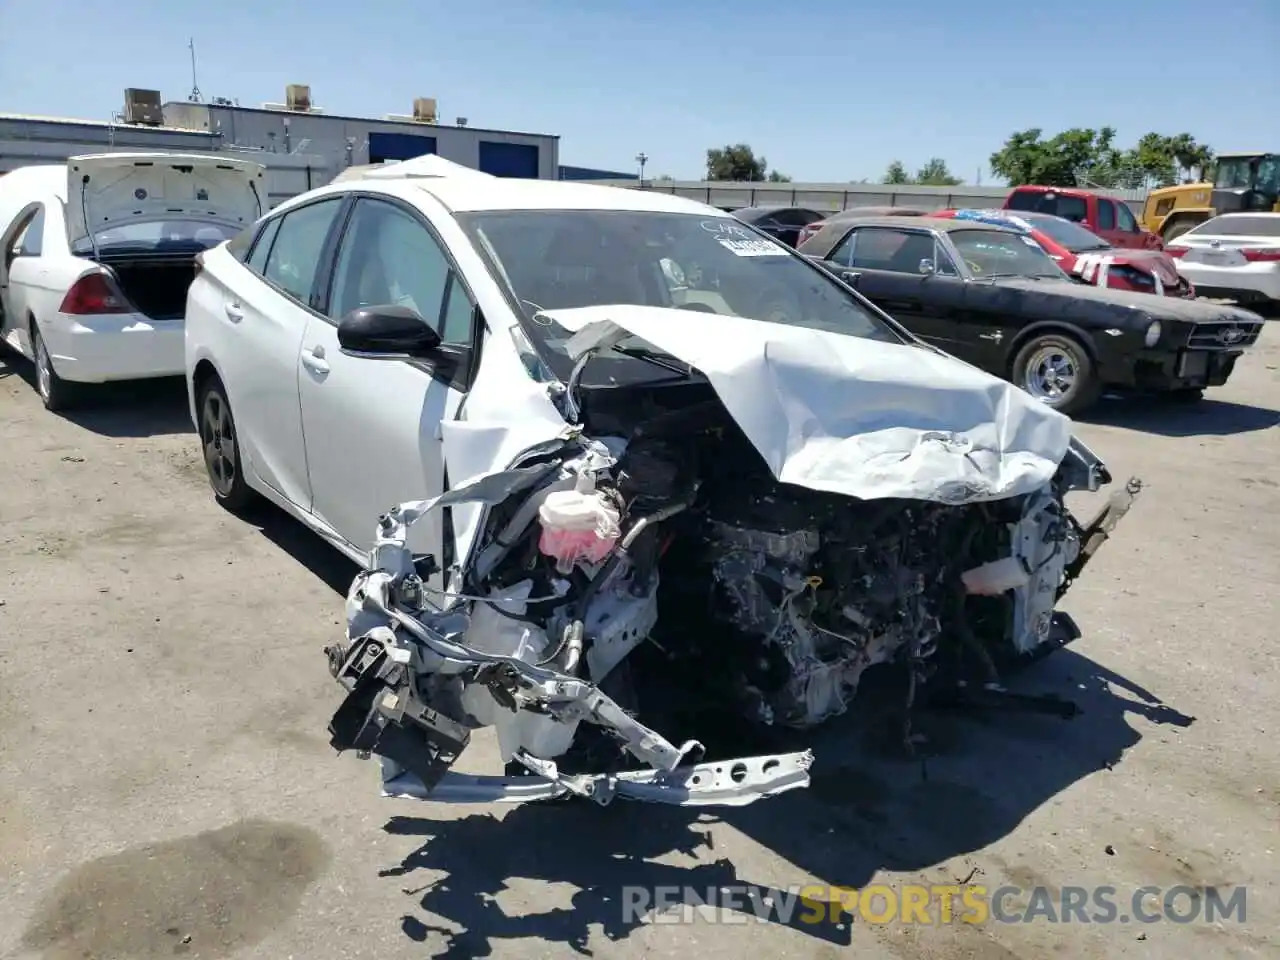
[1012,333,1101,416]
[198,377,254,512]
[32,324,77,412]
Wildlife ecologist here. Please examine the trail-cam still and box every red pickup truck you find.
[1003,185,1164,251]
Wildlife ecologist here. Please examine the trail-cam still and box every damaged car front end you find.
[324,295,1141,809]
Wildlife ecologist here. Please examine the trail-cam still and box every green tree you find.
[915,157,962,186]
[882,160,911,184]
[990,128,1214,189]
[767,169,792,182]
[706,144,768,181]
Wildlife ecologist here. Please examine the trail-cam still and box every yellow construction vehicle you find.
[1140,152,1280,242]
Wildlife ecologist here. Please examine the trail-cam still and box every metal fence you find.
[587,179,1150,215]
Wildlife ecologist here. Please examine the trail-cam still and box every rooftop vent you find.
[413,97,438,123]
[285,84,311,111]
[123,88,164,126]
[456,117,468,127]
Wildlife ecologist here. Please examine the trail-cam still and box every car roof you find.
[1009,184,1093,196]
[732,205,820,218]
[830,215,1018,233]
[408,178,725,216]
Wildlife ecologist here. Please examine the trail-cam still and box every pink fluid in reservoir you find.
[537,487,621,574]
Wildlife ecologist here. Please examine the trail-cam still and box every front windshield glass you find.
[70,219,241,256]
[1018,213,1112,252]
[457,210,906,367]
[1214,158,1253,189]
[951,229,1067,279]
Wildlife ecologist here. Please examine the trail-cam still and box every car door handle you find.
[300,345,329,375]
[224,302,244,322]
[840,270,861,287]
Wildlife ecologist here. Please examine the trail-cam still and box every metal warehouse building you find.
[0,84,597,206]
[160,85,560,179]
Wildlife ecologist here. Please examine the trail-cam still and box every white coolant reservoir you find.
[537,474,621,574]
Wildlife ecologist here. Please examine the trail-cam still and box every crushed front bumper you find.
[1125,348,1244,391]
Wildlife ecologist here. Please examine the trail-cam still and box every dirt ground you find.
[1,331,1276,960]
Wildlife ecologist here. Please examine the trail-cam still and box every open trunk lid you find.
[66,153,266,247]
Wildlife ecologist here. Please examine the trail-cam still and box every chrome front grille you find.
[1186,321,1264,350]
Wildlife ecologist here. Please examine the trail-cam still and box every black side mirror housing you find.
[337,304,441,358]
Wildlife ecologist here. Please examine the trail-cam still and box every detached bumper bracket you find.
[379,749,815,807]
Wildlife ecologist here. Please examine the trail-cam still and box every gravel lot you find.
[1,331,1276,960]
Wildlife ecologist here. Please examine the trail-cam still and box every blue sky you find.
[2,0,1274,183]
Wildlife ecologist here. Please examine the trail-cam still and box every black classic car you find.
[798,215,1265,414]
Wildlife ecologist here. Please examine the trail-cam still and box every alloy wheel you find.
[201,391,238,497]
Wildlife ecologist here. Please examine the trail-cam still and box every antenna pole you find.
[188,37,202,102]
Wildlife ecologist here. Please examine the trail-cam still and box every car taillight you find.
[1165,246,1188,258]
[1240,248,1280,262]
[59,272,131,315]
[797,221,826,246]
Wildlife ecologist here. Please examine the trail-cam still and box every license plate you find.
[1178,351,1210,379]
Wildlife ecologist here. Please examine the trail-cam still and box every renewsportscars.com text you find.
[621,883,1248,926]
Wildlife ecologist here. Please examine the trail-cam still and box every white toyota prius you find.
[184,157,1137,809]
[0,152,265,410]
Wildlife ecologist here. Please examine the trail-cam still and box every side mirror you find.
[918,258,935,275]
[337,304,441,359]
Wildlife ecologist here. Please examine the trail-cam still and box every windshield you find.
[1017,213,1111,252]
[70,219,241,256]
[1214,156,1280,195]
[951,229,1067,279]
[1190,215,1280,238]
[457,210,906,369]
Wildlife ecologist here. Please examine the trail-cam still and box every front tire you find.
[197,377,254,512]
[1012,333,1101,416]
[1161,218,1200,243]
[32,324,77,412]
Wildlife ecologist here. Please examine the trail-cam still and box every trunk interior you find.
[102,257,199,321]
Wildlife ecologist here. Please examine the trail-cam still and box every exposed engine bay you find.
[325,382,1142,808]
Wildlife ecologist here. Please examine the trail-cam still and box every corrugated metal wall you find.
[600,180,1151,215]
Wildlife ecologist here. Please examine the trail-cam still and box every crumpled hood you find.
[545,305,1074,504]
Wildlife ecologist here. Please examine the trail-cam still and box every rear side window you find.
[262,198,345,306]
[1097,200,1116,231]
[1008,190,1089,224]
[1116,203,1140,232]
[14,206,44,257]
[246,218,282,275]
[225,226,255,262]
[1006,190,1042,212]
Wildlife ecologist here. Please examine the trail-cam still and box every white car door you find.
[216,195,346,512]
[297,195,478,571]
[1,205,48,354]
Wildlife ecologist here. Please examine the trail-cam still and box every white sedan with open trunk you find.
[0,152,265,410]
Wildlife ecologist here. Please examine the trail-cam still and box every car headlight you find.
[1144,320,1162,347]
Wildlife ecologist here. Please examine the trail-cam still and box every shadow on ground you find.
[241,500,361,595]
[368,650,1194,959]
[2,354,194,437]
[1082,394,1280,437]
